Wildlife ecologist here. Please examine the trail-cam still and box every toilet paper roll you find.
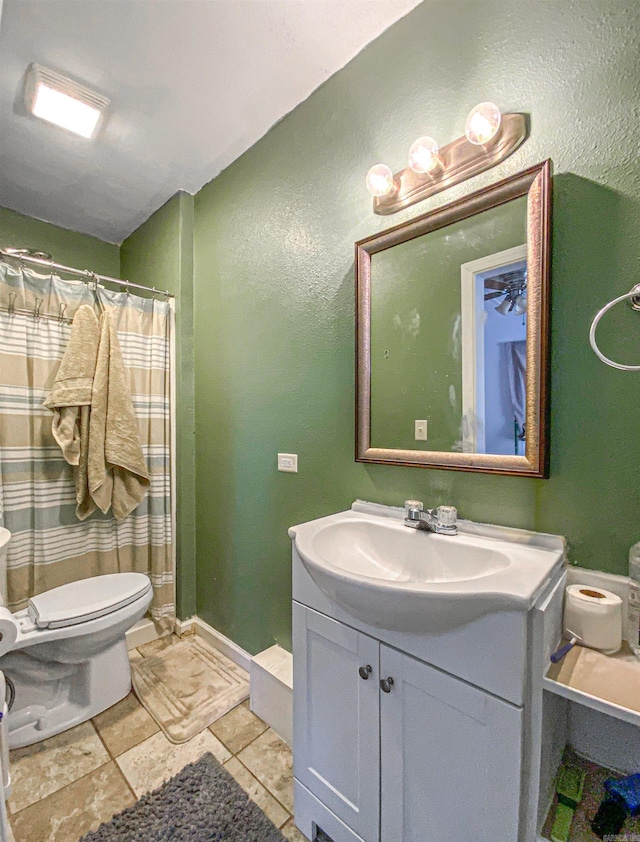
[0,608,17,659]
[564,584,622,655]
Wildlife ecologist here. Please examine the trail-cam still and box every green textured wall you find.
[370,197,527,451]
[193,0,640,656]
[0,205,119,275]
[121,193,196,619]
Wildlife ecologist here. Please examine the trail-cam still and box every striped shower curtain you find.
[0,260,174,631]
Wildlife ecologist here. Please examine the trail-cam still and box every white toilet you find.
[0,527,152,748]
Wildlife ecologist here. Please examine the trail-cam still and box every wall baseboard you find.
[175,616,252,674]
[251,645,293,746]
[174,616,195,637]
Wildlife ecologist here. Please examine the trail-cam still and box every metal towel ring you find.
[589,284,640,371]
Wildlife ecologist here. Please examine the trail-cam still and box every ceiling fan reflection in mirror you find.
[484,268,527,315]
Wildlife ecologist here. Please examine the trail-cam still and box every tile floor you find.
[7,635,307,842]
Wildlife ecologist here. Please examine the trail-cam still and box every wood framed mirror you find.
[355,160,551,476]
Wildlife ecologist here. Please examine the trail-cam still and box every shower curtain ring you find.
[33,297,43,320]
[91,273,104,315]
[58,302,68,323]
[7,292,17,315]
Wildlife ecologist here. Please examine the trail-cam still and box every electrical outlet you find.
[277,453,298,473]
[414,420,428,441]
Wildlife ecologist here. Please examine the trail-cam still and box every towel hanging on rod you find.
[589,284,640,371]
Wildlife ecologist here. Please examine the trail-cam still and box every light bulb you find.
[514,293,527,316]
[33,84,101,138]
[464,102,502,145]
[495,295,512,315]
[408,136,442,174]
[366,164,395,197]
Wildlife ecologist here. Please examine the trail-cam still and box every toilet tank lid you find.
[28,573,152,629]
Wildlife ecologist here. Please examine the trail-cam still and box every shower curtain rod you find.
[0,248,175,299]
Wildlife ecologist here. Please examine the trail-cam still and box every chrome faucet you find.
[404,500,458,535]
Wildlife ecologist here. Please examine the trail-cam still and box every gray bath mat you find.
[80,752,287,841]
[132,637,250,743]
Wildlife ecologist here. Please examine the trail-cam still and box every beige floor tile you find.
[116,726,231,797]
[92,691,160,756]
[137,633,180,657]
[11,762,134,842]
[209,700,268,753]
[223,757,290,828]
[281,818,310,841]
[127,648,144,663]
[237,728,294,812]
[9,721,109,813]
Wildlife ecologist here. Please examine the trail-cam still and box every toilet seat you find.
[28,573,152,629]
[0,526,156,748]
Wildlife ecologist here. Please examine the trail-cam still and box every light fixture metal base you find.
[373,113,526,215]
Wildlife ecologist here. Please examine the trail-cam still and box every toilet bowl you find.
[0,527,153,748]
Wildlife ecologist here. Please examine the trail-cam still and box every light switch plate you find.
[278,453,298,473]
[415,420,428,441]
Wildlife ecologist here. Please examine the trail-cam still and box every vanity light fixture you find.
[408,136,442,175]
[464,102,502,146]
[368,101,526,214]
[365,163,396,197]
[24,64,109,139]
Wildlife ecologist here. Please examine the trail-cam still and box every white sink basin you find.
[290,508,564,632]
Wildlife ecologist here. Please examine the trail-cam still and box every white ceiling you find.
[0,0,421,243]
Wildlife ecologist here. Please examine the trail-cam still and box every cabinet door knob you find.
[358,665,372,680]
[380,677,394,693]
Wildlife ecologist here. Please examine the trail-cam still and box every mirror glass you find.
[356,162,550,476]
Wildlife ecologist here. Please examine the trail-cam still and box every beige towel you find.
[43,306,100,516]
[44,306,149,520]
[43,305,100,465]
[88,310,150,520]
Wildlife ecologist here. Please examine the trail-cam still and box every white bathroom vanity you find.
[290,501,567,842]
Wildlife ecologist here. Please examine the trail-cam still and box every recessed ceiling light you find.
[24,63,109,139]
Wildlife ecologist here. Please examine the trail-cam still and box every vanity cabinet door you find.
[293,603,380,842]
[379,645,523,842]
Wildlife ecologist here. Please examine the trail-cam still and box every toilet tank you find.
[0,529,9,608]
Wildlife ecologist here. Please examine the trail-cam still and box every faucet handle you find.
[436,505,458,532]
[404,499,423,513]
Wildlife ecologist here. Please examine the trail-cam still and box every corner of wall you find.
[176,191,197,620]
[119,192,197,620]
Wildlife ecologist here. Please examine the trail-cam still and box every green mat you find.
[550,764,586,842]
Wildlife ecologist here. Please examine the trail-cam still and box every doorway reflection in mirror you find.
[460,245,527,456]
